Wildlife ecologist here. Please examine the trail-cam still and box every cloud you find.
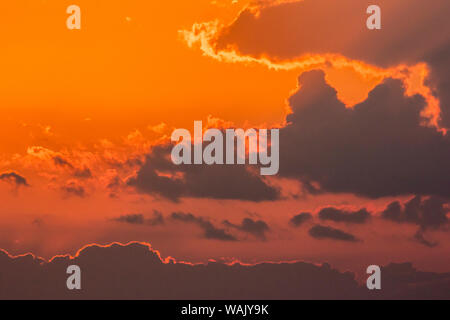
[113,214,145,225]
[74,167,93,179]
[53,156,74,169]
[318,207,371,224]
[126,69,450,202]
[214,0,448,66]
[0,172,29,187]
[223,218,270,240]
[171,212,236,241]
[113,211,165,226]
[289,212,312,227]
[128,145,280,202]
[381,196,449,230]
[147,211,165,226]
[381,196,449,247]
[425,44,450,127]
[129,70,450,202]
[0,242,448,299]
[53,156,93,179]
[207,0,450,126]
[309,225,359,242]
[413,231,438,248]
[61,181,86,198]
[279,70,450,199]
[377,262,450,300]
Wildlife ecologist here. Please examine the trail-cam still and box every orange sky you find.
[0,0,386,155]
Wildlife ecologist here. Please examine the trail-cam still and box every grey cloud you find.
[289,212,312,227]
[309,225,359,242]
[53,156,93,179]
[128,145,280,202]
[171,212,236,241]
[381,196,449,230]
[223,218,270,240]
[74,167,93,179]
[61,181,86,198]
[279,70,450,199]
[113,211,165,226]
[147,211,165,226]
[53,156,74,169]
[215,0,450,126]
[1,242,448,299]
[0,172,29,187]
[318,207,371,224]
[129,69,450,202]
[414,231,438,248]
[381,196,449,247]
[113,214,145,225]
[377,262,450,300]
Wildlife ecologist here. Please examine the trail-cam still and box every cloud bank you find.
[1,242,448,300]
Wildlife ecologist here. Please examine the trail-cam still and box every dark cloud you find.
[318,207,371,224]
[0,172,29,187]
[413,231,438,248]
[107,176,123,190]
[53,156,74,169]
[223,218,270,240]
[61,181,86,198]
[171,212,236,241]
[147,211,165,226]
[113,214,145,225]
[0,242,448,299]
[381,196,449,247]
[53,156,93,179]
[113,211,165,226]
[373,262,450,300]
[214,0,450,126]
[216,0,448,66]
[381,196,449,231]
[425,44,450,127]
[289,212,312,227]
[129,70,450,201]
[74,167,93,179]
[128,145,280,202]
[279,70,450,199]
[309,225,359,242]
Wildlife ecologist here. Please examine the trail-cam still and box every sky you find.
[0,0,449,298]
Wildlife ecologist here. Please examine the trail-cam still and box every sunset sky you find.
[0,0,449,290]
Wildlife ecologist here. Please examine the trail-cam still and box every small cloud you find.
[53,156,92,179]
[413,230,438,248]
[171,212,236,241]
[74,167,93,179]
[61,181,86,198]
[382,196,449,230]
[382,196,449,247]
[223,218,270,240]
[318,207,371,224]
[113,211,165,226]
[53,156,74,169]
[147,211,165,226]
[309,225,359,242]
[0,172,29,187]
[290,212,312,227]
[114,214,145,225]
